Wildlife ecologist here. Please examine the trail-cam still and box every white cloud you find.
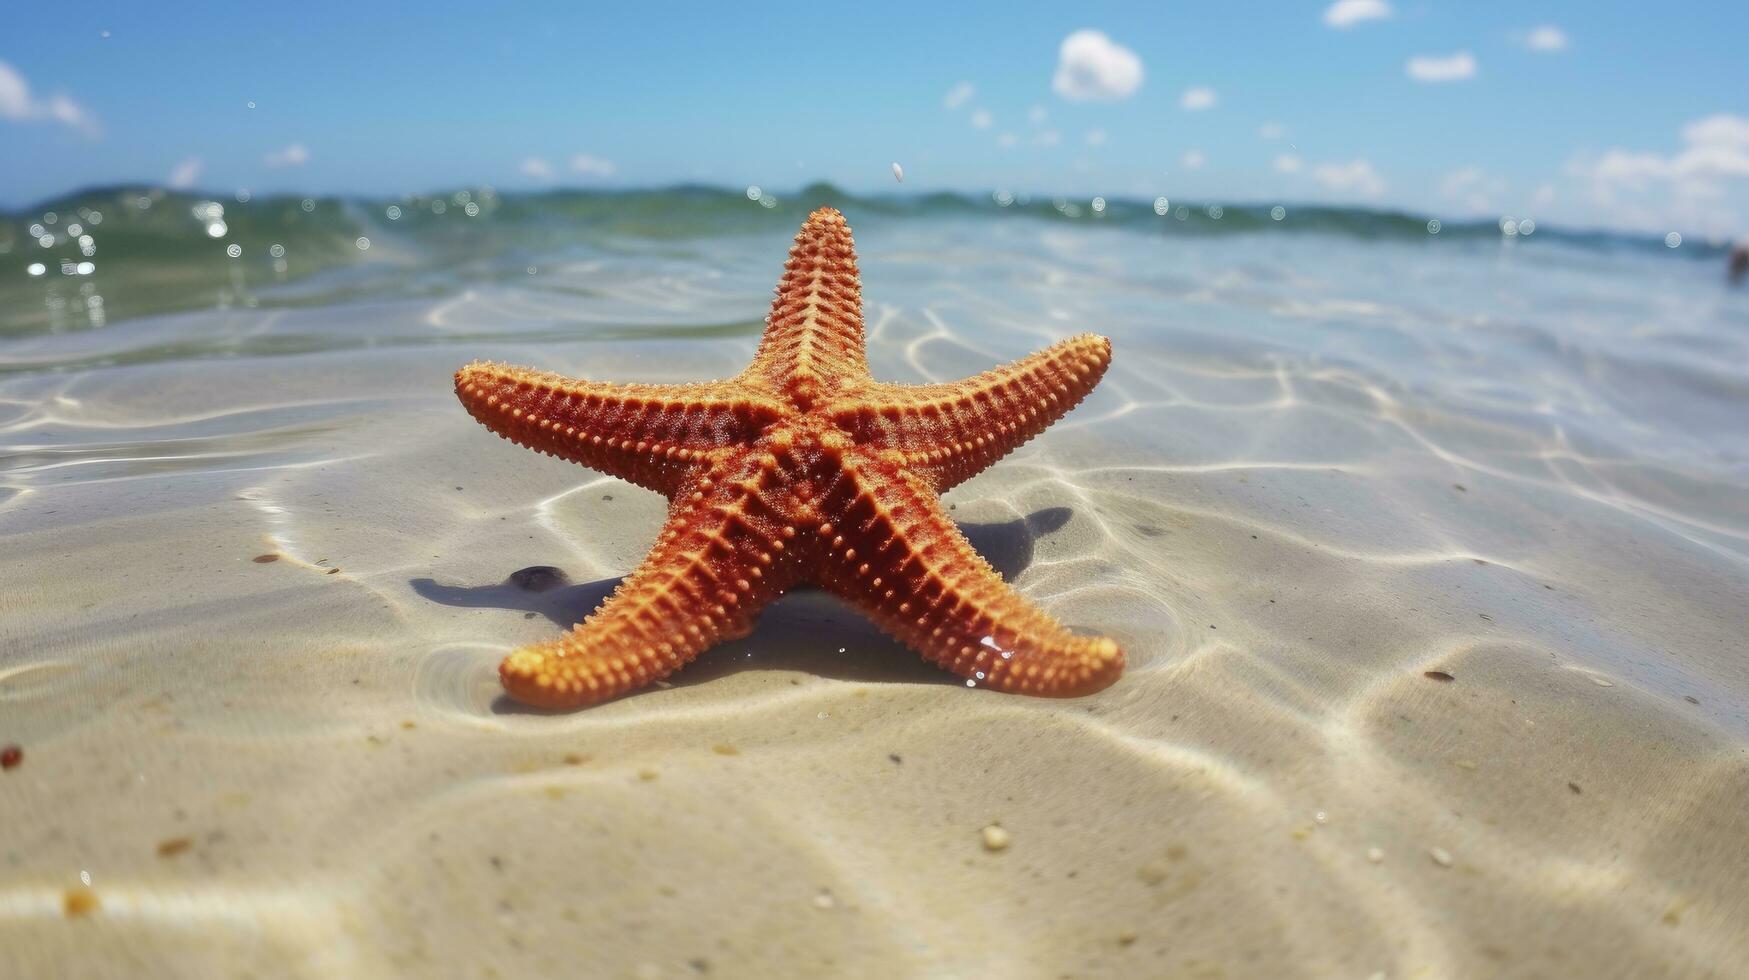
[1181,149,1206,170]
[1312,159,1386,197]
[970,109,993,130]
[1028,105,1049,125]
[263,143,309,167]
[1258,122,1285,141]
[943,82,975,110]
[1440,165,1508,213]
[1565,114,1749,234]
[1086,128,1107,147]
[1515,26,1569,52]
[1179,87,1217,111]
[1683,114,1749,149]
[1274,154,1304,174]
[1407,51,1477,83]
[1324,0,1392,28]
[167,157,203,190]
[0,59,100,136]
[1053,30,1144,101]
[1035,129,1062,147]
[569,154,616,177]
[1583,115,1749,185]
[520,157,554,179]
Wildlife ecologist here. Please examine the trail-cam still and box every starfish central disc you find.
[455,208,1122,708]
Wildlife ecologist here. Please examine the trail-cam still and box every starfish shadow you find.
[410,506,1072,707]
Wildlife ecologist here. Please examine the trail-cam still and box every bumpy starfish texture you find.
[456,208,1121,708]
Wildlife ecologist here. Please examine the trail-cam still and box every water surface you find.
[3,188,1747,978]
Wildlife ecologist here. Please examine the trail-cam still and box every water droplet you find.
[1153,196,1169,215]
[355,237,370,251]
[269,243,285,258]
[1091,196,1106,213]
[26,263,45,277]
[891,162,904,182]
[225,244,241,258]
[1270,205,1286,221]
[1426,219,1442,235]
[1665,232,1682,248]
[246,100,256,109]
[386,205,402,220]
[745,185,762,201]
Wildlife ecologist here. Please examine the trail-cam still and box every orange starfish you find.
[455,208,1121,708]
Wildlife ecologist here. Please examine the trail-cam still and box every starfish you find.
[455,207,1122,708]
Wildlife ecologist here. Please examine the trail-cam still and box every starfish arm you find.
[742,208,869,405]
[813,453,1123,697]
[832,333,1112,491]
[455,361,783,495]
[498,458,805,708]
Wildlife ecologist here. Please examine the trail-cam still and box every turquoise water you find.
[2,183,1730,339]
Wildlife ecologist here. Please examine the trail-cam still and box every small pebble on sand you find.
[509,565,569,592]
[1367,847,1385,864]
[1429,847,1454,868]
[637,768,659,782]
[64,887,100,917]
[156,837,193,858]
[1591,676,1615,687]
[1,744,21,770]
[981,824,1011,852]
[812,889,836,909]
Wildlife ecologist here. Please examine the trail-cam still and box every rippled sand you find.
[4,220,1749,978]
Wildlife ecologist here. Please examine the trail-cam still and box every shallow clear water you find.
[3,195,1748,977]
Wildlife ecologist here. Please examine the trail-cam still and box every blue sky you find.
[4,1,1747,235]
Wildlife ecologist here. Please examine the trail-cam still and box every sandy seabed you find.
[3,222,1748,978]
